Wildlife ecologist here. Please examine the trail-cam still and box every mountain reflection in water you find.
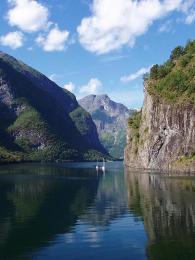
[0,162,194,259]
[125,170,195,260]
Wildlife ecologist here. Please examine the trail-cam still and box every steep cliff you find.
[125,41,195,172]
[0,51,108,163]
[79,94,134,158]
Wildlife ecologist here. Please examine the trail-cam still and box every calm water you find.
[0,162,195,260]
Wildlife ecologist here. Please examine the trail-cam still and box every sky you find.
[0,0,195,109]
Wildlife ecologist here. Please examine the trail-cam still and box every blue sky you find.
[0,0,195,108]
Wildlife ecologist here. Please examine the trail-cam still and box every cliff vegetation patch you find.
[146,40,195,104]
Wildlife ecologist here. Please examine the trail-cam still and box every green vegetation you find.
[0,52,107,163]
[167,151,195,171]
[8,105,45,132]
[146,40,195,104]
[128,111,141,141]
[70,106,92,136]
[128,111,142,154]
[91,109,124,158]
[100,132,115,152]
[83,149,110,161]
[177,151,195,164]
[100,131,126,159]
[0,147,23,163]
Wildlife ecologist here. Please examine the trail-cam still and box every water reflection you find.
[0,163,195,259]
[0,164,101,260]
[81,166,127,226]
[125,169,195,260]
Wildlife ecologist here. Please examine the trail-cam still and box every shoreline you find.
[124,165,195,175]
[0,158,121,167]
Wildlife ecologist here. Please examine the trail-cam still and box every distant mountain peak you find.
[79,94,135,159]
[79,94,129,115]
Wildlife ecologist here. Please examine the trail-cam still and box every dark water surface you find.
[0,162,195,260]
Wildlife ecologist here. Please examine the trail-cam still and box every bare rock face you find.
[124,89,195,172]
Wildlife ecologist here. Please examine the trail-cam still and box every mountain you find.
[124,40,195,172]
[79,94,135,158]
[0,51,108,163]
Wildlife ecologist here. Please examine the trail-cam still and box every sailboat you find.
[101,158,106,172]
[96,160,99,170]
[96,159,106,172]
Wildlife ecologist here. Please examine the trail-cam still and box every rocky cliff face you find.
[0,51,107,163]
[125,89,195,172]
[79,94,135,158]
[125,41,195,172]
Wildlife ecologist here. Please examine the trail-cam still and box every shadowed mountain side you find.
[0,52,108,163]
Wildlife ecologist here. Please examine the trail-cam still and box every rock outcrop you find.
[125,89,195,172]
[124,41,195,172]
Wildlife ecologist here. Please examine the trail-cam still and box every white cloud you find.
[49,73,59,82]
[180,0,195,13]
[178,0,195,24]
[185,10,195,24]
[121,66,151,83]
[77,0,191,54]
[36,26,69,51]
[79,78,102,95]
[64,82,75,92]
[101,55,127,63]
[0,31,24,49]
[159,20,173,32]
[7,0,49,33]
